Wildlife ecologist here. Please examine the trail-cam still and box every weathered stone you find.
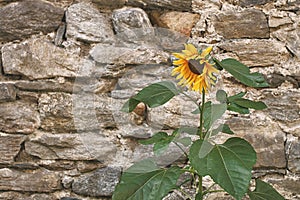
[66,2,114,43]
[90,44,169,65]
[25,132,117,161]
[0,100,40,134]
[0,83,16,102]
[148,95,200,129]
[72,167,121,197]
[1,38,87,80]
[92,0,125,8]
[286,134,300,173]
[269,12,293,28]
[39,92,117,132]
[212,9,269,39]
[0,168,61,192]
[218,39,290,66]
[0,0,64,42]
[126,0,192,11]
[239,0,273,7]
[112,7,154,43]
[150,11,200,36]
[261,89,300,137]
[264,174,300,200]
[228,115,286,168]
[0,133,26,164]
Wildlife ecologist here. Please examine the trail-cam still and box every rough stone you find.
[126,0,192,11]
[212,9,269,39]
[218,39,290,66]
[92,0,126,8]
[66,2,114,43]
[228,115,286,168]
[38,92,117,132]
[0,133,26,164]
[112,7,154,43]
[25,131,117,161]
[1,38,87,80]
[286,134,300,173]
[0,83,16,102]
[0,100,40,134]
[72,167,121,197]
[90,44,169,65]
[0,168,61,192]
[0,0,64,42]
[261,89,300,137]
[238,0,273,7]
[150,11,200,36]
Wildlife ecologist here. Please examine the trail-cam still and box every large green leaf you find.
[216,58,269,88]
[121,81,179,112]
[189,138,257,200]
[203,102,227,130]
[248,179,285,200]
[112,159,182,200]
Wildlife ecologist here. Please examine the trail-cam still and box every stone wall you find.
[0,0,299,199]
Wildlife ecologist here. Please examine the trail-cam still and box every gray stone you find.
[66,2,114,43]
[1,38,86,80]
[0,133,26,164]
[126,0,192,11]
[228,115,286,168]
[261,89,300,137]
[38,92,117,132]
[92,0,125,8]
[218,39,290,66]
[0,0,64,42]
[212,9,269,39]
[239,0,273,7]
[90,44,169,65]
[112,7,154,43]
[72,167,121,197]
[0,100,40,134]
[0,83,16,102]
[286,134,300,173]
[0,168,61,192]
[25,131,117,161]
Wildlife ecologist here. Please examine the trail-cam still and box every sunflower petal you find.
[200,46,213,58]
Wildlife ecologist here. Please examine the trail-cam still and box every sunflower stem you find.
[196,89,206,200]
[198,89,206,140]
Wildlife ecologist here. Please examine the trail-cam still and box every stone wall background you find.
[0,0,299,199]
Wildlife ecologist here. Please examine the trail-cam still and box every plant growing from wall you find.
[112,44,284,200]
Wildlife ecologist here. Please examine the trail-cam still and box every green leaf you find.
[113,160,182,200]
[121,81,179,112]
[216,90,227,103]
[248,179,285,200]
[212,57,224,70]
[211,124,234,137]
[227,92,247,102]
[234,98,267,110]
[126,158,159,173]
[139,132,168,145]
[203,102,227,129]
[189,138,257,200]
[219,58,269,88]
[177,126,199,135]
[174,137,192,147]
[192,108,200,114]
[227,102,250,114]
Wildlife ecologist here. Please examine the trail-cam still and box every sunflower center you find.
[188,59,205,75]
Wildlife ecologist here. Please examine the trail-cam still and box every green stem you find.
[199,89,206,139]
[173,141,188,158]
[196,89,206,200]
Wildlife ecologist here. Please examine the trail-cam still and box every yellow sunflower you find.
[171,44,219,93]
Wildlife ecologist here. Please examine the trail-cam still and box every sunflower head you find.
[171,44,219,94]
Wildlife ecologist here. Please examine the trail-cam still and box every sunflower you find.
[171,44,219,93]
